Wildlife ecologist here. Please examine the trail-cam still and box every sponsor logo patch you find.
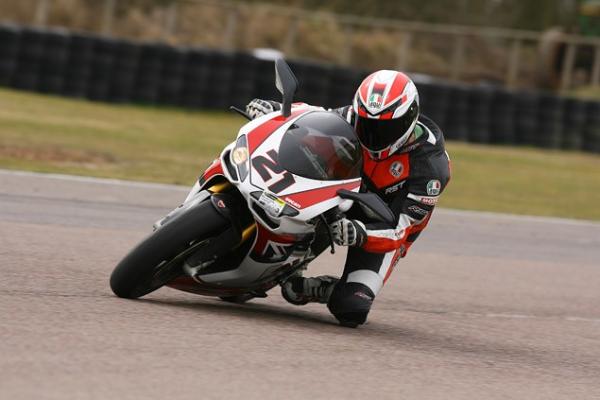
[284,197,301,209]
[420,196,438,206]
[384,181,405,194]
[389,161,404,178]
[368,93,384,109]
[408,205,428,216]
[426,180,441,196]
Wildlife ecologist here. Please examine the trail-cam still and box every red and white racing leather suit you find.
[331,105,451,298]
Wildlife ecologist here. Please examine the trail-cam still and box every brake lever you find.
[319,214,336,254]
[229,106,252,120]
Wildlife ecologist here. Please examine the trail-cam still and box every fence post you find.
[592,45,600,87]
[450,34,466,81]
[506,38,521,88]
[396,31,413,71]
[34,0,50,27]
[560,43,577,91]
[340,24,353,65]
[222,6,239,51]
[283,16,299,57]
[162,1,179,40]
[101,0,116,36]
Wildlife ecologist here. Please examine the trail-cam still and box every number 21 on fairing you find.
[251,149,296,193]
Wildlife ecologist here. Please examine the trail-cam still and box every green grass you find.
[1,88,599,220]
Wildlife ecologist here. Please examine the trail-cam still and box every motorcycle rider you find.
[246,70,450,327]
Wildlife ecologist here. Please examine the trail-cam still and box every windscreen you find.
[279,111,362,181]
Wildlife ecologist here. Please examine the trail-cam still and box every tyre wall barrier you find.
[38,30,69,94]
[0,24,20,86]
[109,40,140,103]
[0,23,599,154]
[585,102,600,153]
[11,27,46,91]
[62,33,94,98]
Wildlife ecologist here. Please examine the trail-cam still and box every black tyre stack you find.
[133,44,164,104]
[180,49,210,109]
[229,52,259,110]
[561,98,587,151]
[326,66,359,110]
[87,37,116,101]
[537,94,564,149]
[11,27,46,91]
[203,50,235,109]
[109,39,140,103]
[62,33,94,98]
[490,88,517,145]
[253,58,279,104]
[584,101,600,153]
[38,29,69,94]
[515,92,540,146]
[0,24,21,86]
[158,46,187,106]
[417,82,451,134]
[290,60,331,107]
[2,23,600,154]
[467,87,494,144]
[445,85,470,141]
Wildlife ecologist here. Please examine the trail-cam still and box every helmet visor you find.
[355,101,419,151]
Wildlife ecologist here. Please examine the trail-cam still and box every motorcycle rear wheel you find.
[110,200,228,299]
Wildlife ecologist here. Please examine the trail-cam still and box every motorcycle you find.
[109,59,394,315]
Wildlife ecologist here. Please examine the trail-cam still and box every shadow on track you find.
[120,293,600,376]
[138,295,354,334]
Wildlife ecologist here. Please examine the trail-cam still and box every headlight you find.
[231,135,249,180]
[232,147,248,165]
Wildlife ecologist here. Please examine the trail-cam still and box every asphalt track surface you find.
[1,169,600,400]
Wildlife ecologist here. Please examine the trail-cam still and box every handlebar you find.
[320,207,345,255]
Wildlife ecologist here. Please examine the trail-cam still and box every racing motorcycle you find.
[110,59,394,308]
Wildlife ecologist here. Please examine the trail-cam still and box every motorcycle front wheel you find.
[110,200,229,299]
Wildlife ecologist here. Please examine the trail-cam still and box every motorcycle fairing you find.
[182,107,361,291]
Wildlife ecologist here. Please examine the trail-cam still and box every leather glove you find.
[245,99,281,120]
[330,218,367,247]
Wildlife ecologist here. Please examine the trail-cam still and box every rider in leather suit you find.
[246,70,451,327]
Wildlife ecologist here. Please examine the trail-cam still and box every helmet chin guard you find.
[352,70,420,160]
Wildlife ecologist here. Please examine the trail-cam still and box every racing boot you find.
[281,275,339,305]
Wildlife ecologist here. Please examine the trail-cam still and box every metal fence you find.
[11,0,599,92]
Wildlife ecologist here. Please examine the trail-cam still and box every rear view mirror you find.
[274,59,299,117]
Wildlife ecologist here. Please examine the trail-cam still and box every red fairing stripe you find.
[247,110,305,154]
[200,159,224,184]
[284,181,360,210]
[252,223,297,256]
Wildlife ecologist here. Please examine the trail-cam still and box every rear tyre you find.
[110,200,228,299]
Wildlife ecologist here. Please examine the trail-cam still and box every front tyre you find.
[110,200,228,299]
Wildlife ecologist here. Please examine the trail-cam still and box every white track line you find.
[2,169,599,227]
[0,169,189,191]
[437,208,600,227]
[405,308,600,323]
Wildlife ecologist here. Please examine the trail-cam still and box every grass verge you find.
[1,88,599,220]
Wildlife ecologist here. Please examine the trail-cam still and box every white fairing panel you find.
[194,107,361,289]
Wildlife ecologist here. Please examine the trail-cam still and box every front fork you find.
[177,181,257,279]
